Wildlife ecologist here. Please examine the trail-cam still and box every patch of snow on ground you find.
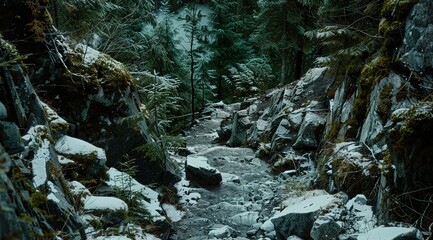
[162,204,185,222]
[175,178,201,205]
[55,136,106,164]
[83,196,128,211]
[106,168,164,221]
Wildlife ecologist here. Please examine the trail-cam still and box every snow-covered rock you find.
[357,226,424,240]
[54,135,106,179]
[83,196,128,211]
[271,193,339,239]
[106,167,165,222]
[186,156,222,185]
[310,215,342,240]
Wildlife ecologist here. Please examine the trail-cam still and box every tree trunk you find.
[190,39,195,125]
[294,49,303,80]
[280,48,287,85]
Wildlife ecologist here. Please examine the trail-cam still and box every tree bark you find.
[294,48,303,81]
[280,48,287,85]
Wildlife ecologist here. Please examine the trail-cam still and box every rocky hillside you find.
[0,1,180,239]
[218,0,433,235]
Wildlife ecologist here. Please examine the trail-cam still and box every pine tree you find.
[181,3,203,124]
[254,0,313,84]
[209,0,253,100]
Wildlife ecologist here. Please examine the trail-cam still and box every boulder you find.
[227,112,248,147]
[227,211,259,226]
[0,121,25,154]
[318,142,379,198]
[310,215,342,240]
[54,135,106,179]
[208,225,234,238]
[271,194,338,239]
[357,226,423,240]
[185,156,222,185]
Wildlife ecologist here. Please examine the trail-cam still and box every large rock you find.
[227,112,248,147]
[357,226,423,240]
[270,118,294,152]
[310,215,342,240]
[227,211,259,226]
[185,156,222,185]
[318,142,380,198]
[54,135,107,179]
[271,194,339,239]
[0,121,25,154]
[400,0,433,88]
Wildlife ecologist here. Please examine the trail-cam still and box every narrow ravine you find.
[170,104,309,239]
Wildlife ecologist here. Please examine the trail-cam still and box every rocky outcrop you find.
[219,0,433,234]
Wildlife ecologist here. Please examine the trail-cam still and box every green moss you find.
[30,191,48,208]
[378,84,393,122]
[19,213,33,224]
[326,121,341,141]
[381,0,417,20]
[352,56,390,127]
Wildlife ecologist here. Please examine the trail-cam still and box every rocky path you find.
[170,105,302,240]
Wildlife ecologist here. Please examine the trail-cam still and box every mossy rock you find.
[381,0,417,20]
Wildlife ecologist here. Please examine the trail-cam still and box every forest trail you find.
[170,104,310,240]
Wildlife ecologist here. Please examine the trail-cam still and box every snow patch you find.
[55,135,106,165]
[187,156,219,173]
[106,168,164,221]
[83,196,128,211]
[162,204,185,222]
[25,126,52,188]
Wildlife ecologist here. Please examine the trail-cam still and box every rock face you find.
[217,0,433,233]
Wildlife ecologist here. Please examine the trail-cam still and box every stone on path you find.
[228,211,259,226]
[185,156,222,185]
[208,225,234,238]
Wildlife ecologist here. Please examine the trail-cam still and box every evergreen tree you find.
[209,0,253,100]
[181,3,203,124]
[194,49,215,111]
[254,0,314,84]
